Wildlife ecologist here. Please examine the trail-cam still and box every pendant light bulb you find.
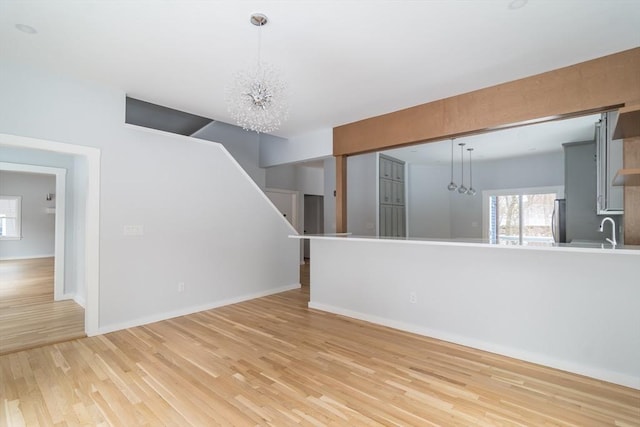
[447,138,458,191]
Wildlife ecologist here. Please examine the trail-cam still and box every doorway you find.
[0,133,101,336]
[0,163,66,299]
[303,195,324,259]
[0,163,85,353]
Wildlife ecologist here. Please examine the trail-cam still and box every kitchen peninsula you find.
[320,48,640,390]
[292,234,640,390]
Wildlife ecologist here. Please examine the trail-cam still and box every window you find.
[0,195,22,240]
[483,187,562,246]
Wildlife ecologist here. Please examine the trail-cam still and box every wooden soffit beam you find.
[333,47,640,156]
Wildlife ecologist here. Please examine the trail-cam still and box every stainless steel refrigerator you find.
[552,199,566,243]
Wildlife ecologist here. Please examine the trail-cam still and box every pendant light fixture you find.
[226,13,289,133]
[457,142,468,194]
[447,138,458,191]
[466,147,477,196]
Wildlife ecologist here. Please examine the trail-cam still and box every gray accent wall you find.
[346,150,565,240]
[457,151,562,239]
[448,151,565,239]
[407,164,452,239]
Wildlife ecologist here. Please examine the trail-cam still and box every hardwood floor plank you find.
[1,261,638,426]
[0,258,85,355]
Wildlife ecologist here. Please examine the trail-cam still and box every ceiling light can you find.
[15,23,37,34]
[508,0,528,10]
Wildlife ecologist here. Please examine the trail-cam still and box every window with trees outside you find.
[0,195,22,240]
[483,187,563,246]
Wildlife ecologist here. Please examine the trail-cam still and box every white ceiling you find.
[383,113,601,165]
[1,1,639,139]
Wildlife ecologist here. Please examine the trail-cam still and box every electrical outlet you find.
[178,282,185,293]
[409,292,417,304]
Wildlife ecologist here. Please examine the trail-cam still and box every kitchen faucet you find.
[599,217,617,246]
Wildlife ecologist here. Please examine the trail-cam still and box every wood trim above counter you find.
[334,48,640,157]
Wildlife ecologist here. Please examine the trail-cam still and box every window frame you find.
[0,195,23,240]
[482,186,564,244]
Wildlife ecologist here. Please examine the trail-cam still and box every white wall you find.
[259,128,333,168]
[0,171,55,259]
[347,153,377,236]
[265,164,325,196]
[72,155,88,303]
[265,163,297,191]
[0,147,81,295]
[308,237,640,389]
[298,166,324,196]
[0,59,299,332]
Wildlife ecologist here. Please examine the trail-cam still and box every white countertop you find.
[290,233,640,255]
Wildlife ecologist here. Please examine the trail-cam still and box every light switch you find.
[123,225,144,236]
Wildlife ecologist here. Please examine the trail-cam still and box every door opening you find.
[303,194,324,260]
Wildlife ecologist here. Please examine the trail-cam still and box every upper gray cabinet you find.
[393,162,405,181]
[596,111,624,214]
[380,156,393,180]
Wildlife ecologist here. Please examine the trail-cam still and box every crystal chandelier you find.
[226,13,289,134]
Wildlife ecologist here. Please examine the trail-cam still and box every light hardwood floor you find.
[0,257,85,355]
[1,262,639,426]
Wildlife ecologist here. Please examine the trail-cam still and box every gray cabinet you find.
[380,205,405,238]
[379,179,392,204]
[380,157,393,180]
[379,154,406,237]
[392,181,404,205]
[393,162,405,181]
[596,111,624,214]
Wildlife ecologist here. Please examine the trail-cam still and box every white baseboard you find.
[0,254,55,261]
[95,283,301,336]
[308,301,640,390]
[73,294,86,308]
